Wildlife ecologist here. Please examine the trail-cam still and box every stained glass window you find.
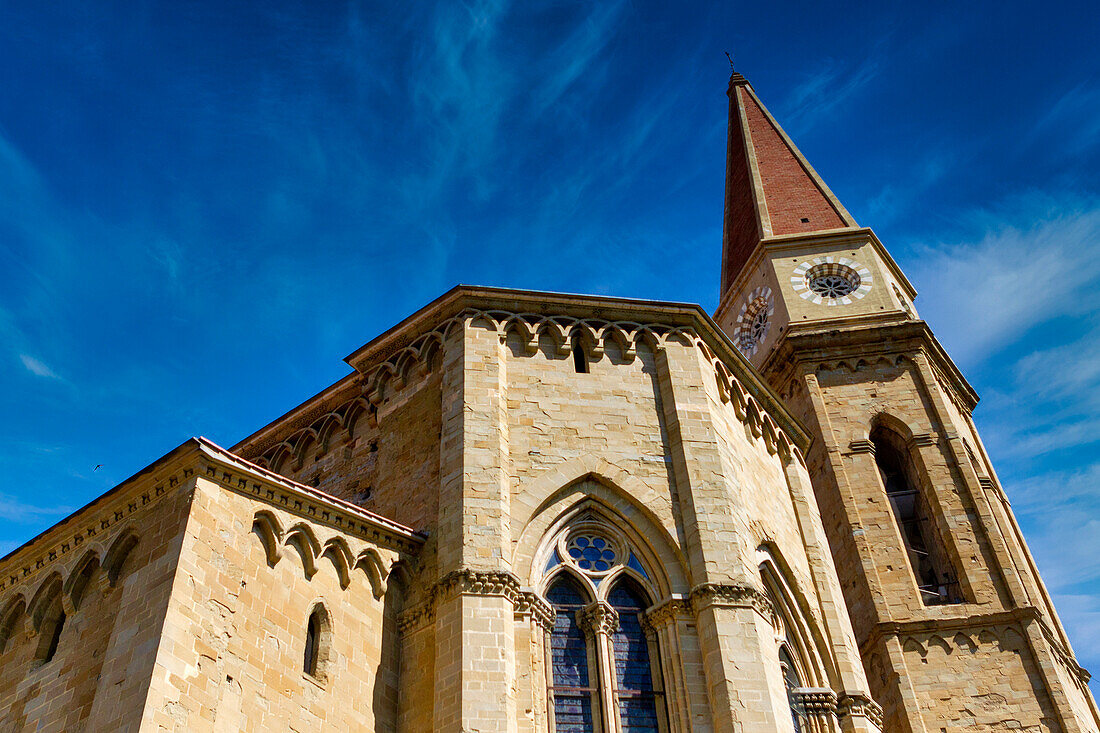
[779,644,806,733]
[547,575,596,732]
[609,580,661,733]
[567,534,618,572]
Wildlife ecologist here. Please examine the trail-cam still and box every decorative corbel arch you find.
[252,510,283,567]
[284,524,321,579]
[0,594,27,652]
[291,428,319,471]
[63,550,102,612]
[355,549,389,599]
[598,323,635,363]
[28,572,64,632]
[103,530,140,587]
[320,537,354,590]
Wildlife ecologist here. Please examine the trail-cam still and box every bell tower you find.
[715,68,1100,733]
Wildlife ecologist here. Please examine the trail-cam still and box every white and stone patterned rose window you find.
[790,257,872,306]
[733,286,775,357]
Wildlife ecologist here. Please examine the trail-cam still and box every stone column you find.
[434,316,517,733]
[689,585,790,733]
[644,599,693,733]
[578,601,619,732]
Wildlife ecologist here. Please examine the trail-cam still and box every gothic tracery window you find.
[542,519,667,733]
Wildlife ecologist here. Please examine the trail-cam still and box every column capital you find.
[836,691,884,731]
[688,582,775,624]
[576,601,619,636]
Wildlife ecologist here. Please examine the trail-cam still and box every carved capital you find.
[790,687,837,718]
[643,597,687,631]
[514,591,556,631]
[837,692,884,730]
[688,583,774,623]
[435,569,522,604]
[576,601,619,636]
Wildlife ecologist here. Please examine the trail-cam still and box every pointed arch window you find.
[303,603,332,682]
[872,427,963,605]
[778,644,806,733]
[542,519,667,733]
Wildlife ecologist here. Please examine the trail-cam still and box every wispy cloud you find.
[910,197,1100,367]
[19,353,62,380]
[780,57,881,136]
[0,493,72,523]
[1033,82,1100,159]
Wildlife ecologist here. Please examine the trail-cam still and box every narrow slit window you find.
[572,334,588,373]
[304,606,326,677]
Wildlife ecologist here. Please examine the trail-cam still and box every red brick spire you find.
[720,69,858,295]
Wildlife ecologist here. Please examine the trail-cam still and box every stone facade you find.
[0,70,1096,733]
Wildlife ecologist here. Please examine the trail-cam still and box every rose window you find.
[734,288,774,356]
[567,534,618,572]
[806,264,860,298]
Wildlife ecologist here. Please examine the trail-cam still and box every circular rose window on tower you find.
[733,287,774,357]
[791,257,873,305]
[806,263,860,297]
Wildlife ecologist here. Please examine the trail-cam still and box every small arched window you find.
[872,427,963,605]
[303,604,331,681]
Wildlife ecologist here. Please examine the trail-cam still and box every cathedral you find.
[1,69,1098,733]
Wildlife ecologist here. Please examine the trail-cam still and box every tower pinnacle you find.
[720,74,858,295]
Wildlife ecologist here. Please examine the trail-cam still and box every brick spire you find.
[720,69,859,295]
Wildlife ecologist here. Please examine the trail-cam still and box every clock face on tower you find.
[790,257,873,305]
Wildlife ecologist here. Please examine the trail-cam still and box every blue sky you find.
[2,0,1099,681]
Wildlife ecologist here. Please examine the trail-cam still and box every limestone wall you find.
[140,475,403,732]
[0,474,195,732]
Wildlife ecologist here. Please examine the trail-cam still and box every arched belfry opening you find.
[871,425,964,605]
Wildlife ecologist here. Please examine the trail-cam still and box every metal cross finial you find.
[725,52,734,72]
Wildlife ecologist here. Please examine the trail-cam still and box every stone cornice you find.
[194,438,425,554]
[0,438,425,597]
[397,569,557,635]
[859,605,1092,687]
[763,319,979,412]
[233,286,813,460]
